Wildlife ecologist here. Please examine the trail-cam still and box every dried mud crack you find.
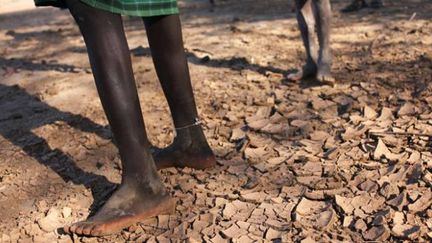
[1,0,432,242]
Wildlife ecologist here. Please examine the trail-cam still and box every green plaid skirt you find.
[34,0,179,17]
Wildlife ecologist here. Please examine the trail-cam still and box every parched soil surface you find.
[0,0,431,242]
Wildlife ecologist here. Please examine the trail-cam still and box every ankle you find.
[122,166,164,190]
[174,125,207,148]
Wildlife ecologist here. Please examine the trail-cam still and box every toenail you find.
[75,224,85,235]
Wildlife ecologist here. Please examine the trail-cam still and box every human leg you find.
[143,15,216,170]
[369,0,384,9]
[63,0,174,236]
[313,0,334,83]
[340,0,368,13]
[288,0,319,81]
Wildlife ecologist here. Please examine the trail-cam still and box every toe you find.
[67,223,79,234]
[74,223,86,235]
[287,71,303,81]
[63,225,71,234]
[320,75,335,84]
[90,224,105,237]
[82,223,96,236]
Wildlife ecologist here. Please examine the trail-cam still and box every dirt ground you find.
[0,0,431,242]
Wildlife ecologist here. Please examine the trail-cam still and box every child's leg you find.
[288,0,319,81]
[63,0,174,236]
[313,0,334,83]
[143,15,216,170]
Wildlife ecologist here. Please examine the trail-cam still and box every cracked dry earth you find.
[1,0,432,242]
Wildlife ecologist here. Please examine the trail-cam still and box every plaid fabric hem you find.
[34,0,179,17]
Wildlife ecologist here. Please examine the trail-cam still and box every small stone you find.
[267,157,287,165]
[18,236,33,243]
[316,209,337,230]
[407,151,421,164]
[393,212,405,225]
[398,102,417,116]
[380,182,399,199]
[210,233,226,243]
[407,190,421,202]
[270,197,283,204]
[343,216,353,227]
[407,163,423,184]
[265,219,286,231]
[240,192,266,203]
[296,198,324,216]
[221,224,245,239]
[408,191,432,213]
[230,128,246,142]
[377,107,394,121]
[9,229,20,242]
[364,106,378,119]
[244,147,268,162]
[310,131,331,141]
[33,235,46,243]
[236,221,250,230]
[37,200,48,212]
[24,223,40,236]
[300,237,315,243]
[358,179,379,193]
[233,235,254,243]
[215,197,228,207]
[187,231,203,243]
[387,191,407,211]
[265,228,282,240]
[335,195,354,215]
[192,220,209,232]
[2,234,11,242]
[156,235,170,243]
[62,207,72,218]
[37,208,61,232]
[223,203,237,219]
[374,139,404,161]
[391,224,421,240]
[354,219,367,232]
[372,215,385,226]
[363,226,390,241]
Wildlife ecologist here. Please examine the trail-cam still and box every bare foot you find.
[316,67,335,84]
[152,126,216,170]
[153,139,216,170]
[64,184,175,236]
[287,62,317,81]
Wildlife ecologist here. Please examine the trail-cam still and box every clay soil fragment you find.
[373,139,405,161]
[295,198,336,230]
[363,225,391,241]
[391,224,421,240]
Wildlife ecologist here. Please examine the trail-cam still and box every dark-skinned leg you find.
[313,0,334,83]
[143,15,216,170]
[288,0,319,81]
[63,0,175,236]
[369,0,384,9]
[340,0,368,13]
